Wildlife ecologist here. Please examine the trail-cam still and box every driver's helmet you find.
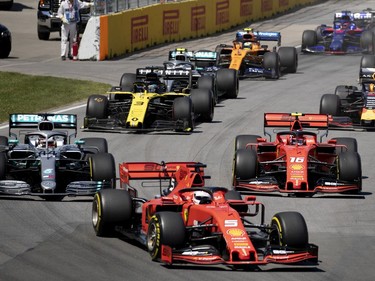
[37,136,56,148]
[369,83,375,92]
[147,84,159,93]
[243,41,253,49]
[342,21,350,29]
[192,190,212,204]
[289,134,306,145]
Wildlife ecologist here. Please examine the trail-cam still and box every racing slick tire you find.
[92,189,133,237]
[360,30,375,54]
[301,30,317,51]
[89,153,116,187]
[86,94,109,119]
[263,52,280,79]
[147,212,186,261]
[315,25,324,42]
[270,212,309,249]
[81,137,108,154]
[173,96,194,131]
[235,135,261,151]
[332,137,358,153]
[233,149,258,183]
[216,68,239,99]
[360,54,375,68]
[0,152,6,179]
[190,88,214,122]
[120,73,137,91]
[198,76,217,105]
[319,94,341,116]
[337,151,362,191]
[278,47,298,73]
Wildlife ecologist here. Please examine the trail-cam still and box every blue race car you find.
[302,11,375,54]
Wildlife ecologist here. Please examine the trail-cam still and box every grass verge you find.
[0,71,111,123]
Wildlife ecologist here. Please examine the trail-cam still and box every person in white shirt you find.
[57,0,92,60]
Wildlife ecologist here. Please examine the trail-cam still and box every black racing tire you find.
[270,212,309,249]
[332,137,358,153]
[92,189,133,237]
[0,34,11,58]
[360,30,375,53]
[216,68,238,99]
[337,151,362,184]
[37,25,50,41]
[190,88,214,122]
[315,25,324,42]
[81,137,108,154]
[120,73,137,91]
[0,136,8,147]
[263,52,280,79]
[301,30,317,50]
[360,54,375,68]
[89,153,116,183]
[198,76,217,105]
[0,152,6,180]
[233,148,258,182]
[319,94,340,116]
[86,95,109,119]
[147,212,186,261]
[235,135,261,151]
[278,47,298,73]
[225,190,248,213]
[173,96,194,131]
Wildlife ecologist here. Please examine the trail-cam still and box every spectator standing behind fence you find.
[58,0,93,60]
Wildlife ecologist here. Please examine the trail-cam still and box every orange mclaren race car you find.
[215,27,298,79]
[232,113,362,196]
[92,161,318,268]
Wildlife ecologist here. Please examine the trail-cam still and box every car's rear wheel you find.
[173,97,194,131]
[86,95,109,119]
[92,189,133,237]
[360,30,375,54]
[120,73,137,91]
[0,152,6,180]
[360,54,375,68]
[198,76,217,105]
[37,25,50,41]
[270,212,309,249]
[319,94,341,116]
[278,47,298,73]
[216,68,238,99]
[147,212,186,261]
[190,88,214,122]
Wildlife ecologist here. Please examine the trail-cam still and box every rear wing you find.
[9,113,77,130]
[236,30,281,45]
[119,161,208,197]
[136,67,193,80]
[359,66,375,83]
[168,48,194,61]
[264,113,329,140]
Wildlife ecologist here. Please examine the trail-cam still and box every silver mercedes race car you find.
[0,113,116,200]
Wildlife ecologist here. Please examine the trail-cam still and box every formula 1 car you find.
[320,78,375,130]
[83,67,215,133]
[92,161,318,268]
[0,113,116,200]
[232,113,362,196]
[215,27,298,79]
[168,48,239,100]
[301,10,375,54]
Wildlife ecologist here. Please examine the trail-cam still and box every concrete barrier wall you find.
[78,0,325,61]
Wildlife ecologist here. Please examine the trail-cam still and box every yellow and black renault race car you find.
[83,68,214,133]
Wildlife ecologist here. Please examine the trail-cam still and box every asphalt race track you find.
[1,1,375,280]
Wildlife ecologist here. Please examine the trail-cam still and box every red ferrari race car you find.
[92,161,318,268]
[232,113,362,196]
